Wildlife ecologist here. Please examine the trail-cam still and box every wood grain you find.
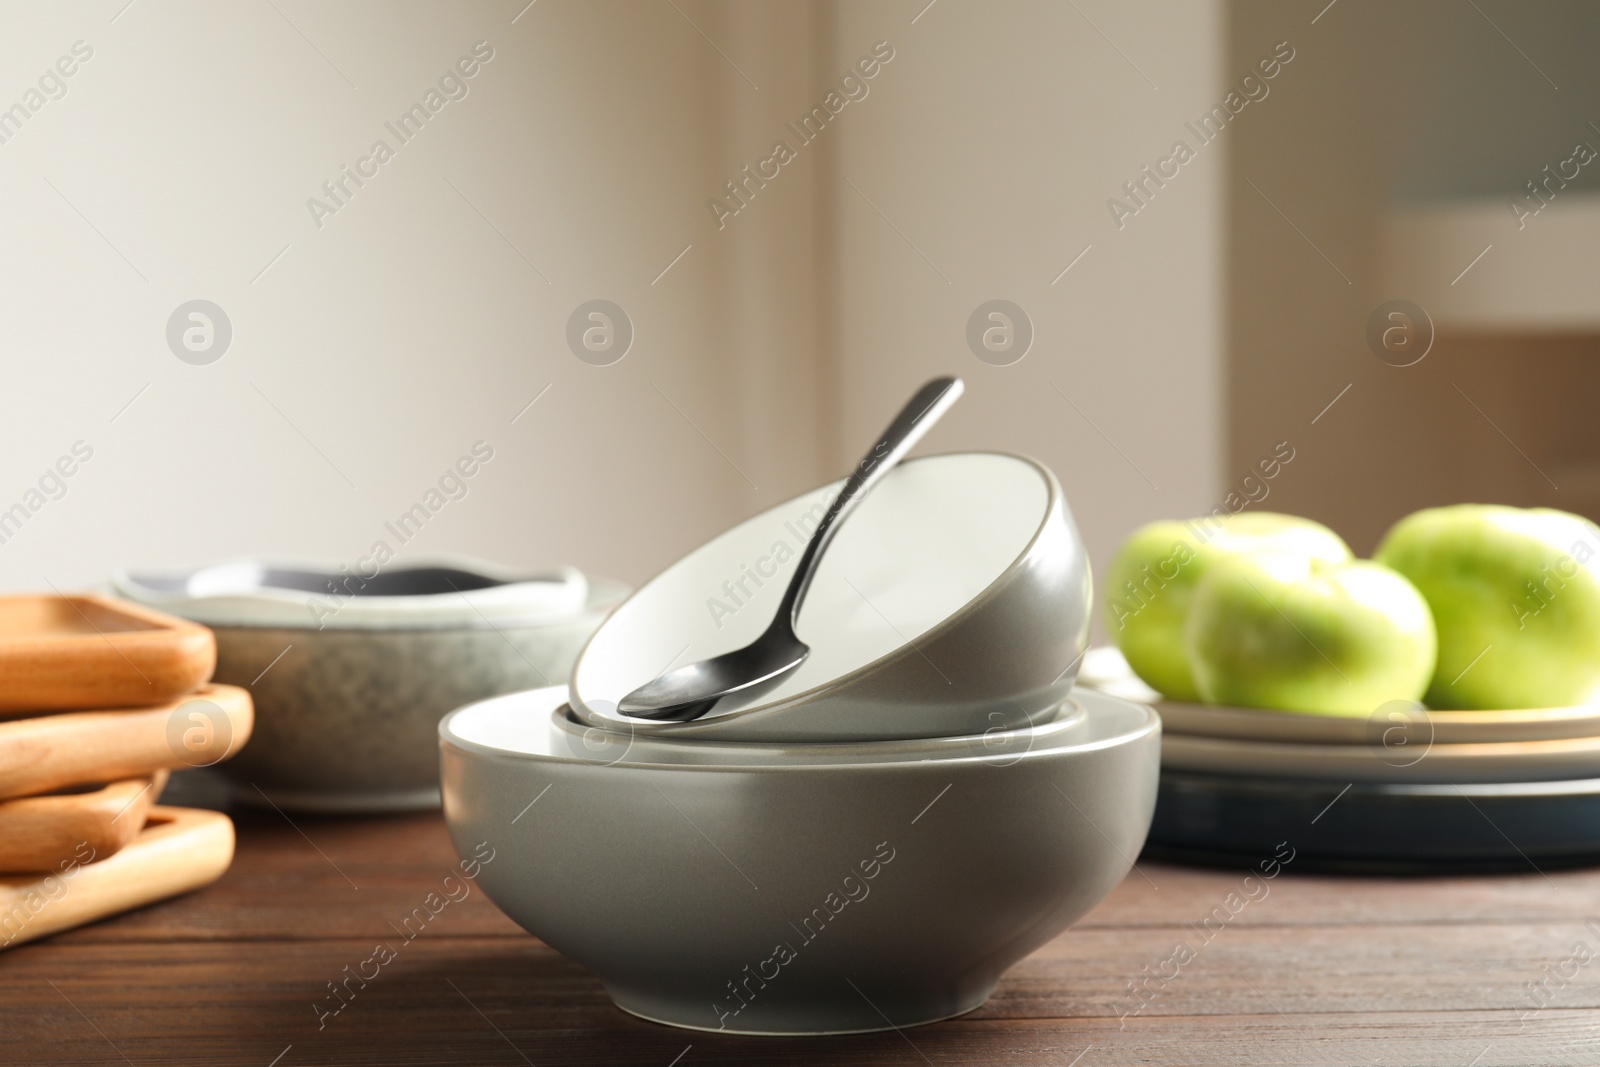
[0,806,233,952]
[0,684,252,799]
[4,809,1599,1065]
[0,770,167,871]
[0,595,215,713]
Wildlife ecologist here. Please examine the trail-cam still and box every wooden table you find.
[4,810,1598,1066]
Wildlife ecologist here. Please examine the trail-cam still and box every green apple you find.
[1104,512,1352,700]
[1374,505,1600,709]
[1185,552,1436,716]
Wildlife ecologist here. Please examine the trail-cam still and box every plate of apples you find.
[1086,505,1600,871]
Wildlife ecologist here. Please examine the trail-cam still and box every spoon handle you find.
[769,376,964,634]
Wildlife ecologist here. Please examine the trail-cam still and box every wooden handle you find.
[0,685,253,800]
[0,807,234,951]
[0,594,216,713]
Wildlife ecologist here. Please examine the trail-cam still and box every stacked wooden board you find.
[0,595,251,949]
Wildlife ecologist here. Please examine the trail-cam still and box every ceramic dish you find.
[112,556,588,630]
[1148,769,1600,872]
[116,558,627,812]
[1161,731,1600,784]
[1077,645,1163,704]
[542,689,1090,766]
[440,684,1159,1035]
[1082,645,1600,745]
[0,595,215,713]
[1157,699,1600,745]
[570,452,1090,743]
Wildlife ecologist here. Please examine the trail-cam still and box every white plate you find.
[1083,645,1600,745]
[1157,699,1600,746]
[447,685,1140,768]
[1161,731,1600,784]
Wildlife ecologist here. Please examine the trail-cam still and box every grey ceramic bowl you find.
[440,684,1159,1035]
[113,559,627,812]
[569,452,1093,743]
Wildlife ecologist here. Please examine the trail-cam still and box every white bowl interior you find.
[442,684,1153,768]
[112,557,603,630]
[572,453,1049,718]
[546,702,1093,766]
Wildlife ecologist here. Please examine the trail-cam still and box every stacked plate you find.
[438,453,1163,1035]
[0,594,249,949]
[1080,646,1600,871]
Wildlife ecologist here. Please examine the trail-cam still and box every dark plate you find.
[1145,769,1600,874]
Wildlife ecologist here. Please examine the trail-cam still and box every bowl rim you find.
[111,557,627,632]
[546,695,1091,762]
[439,685,1159,773]
[568,450,1069,729]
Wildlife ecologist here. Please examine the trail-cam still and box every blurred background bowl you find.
[114,558,627,812]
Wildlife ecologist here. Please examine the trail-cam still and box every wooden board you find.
[2,810,1597,1064]
[0,771,167,872]
[0,595,215,713]
[0,685,252,800]
[0,806,233,952]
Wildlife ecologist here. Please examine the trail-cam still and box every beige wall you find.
[822,0,1225,593]
[0,0,1222,597]
[1226,0,1600,554]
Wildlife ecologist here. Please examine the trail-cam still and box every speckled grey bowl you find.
[112,559,627,812]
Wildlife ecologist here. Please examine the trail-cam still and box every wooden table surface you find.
[5,809,1599,1067]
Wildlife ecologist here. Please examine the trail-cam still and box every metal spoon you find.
[619,376,965,721]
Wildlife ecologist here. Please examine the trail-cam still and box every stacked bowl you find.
[439,453,1163,1034]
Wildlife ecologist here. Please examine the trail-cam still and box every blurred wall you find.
[0,0,830,591]
[0,0,1223,597]
[821,0,1225,592]
[1227,0,1600,554]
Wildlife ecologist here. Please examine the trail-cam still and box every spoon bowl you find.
[615,631,808,720]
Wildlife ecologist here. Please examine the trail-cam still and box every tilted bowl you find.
[440,683,1159,1034]
[569,452,1091,743]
